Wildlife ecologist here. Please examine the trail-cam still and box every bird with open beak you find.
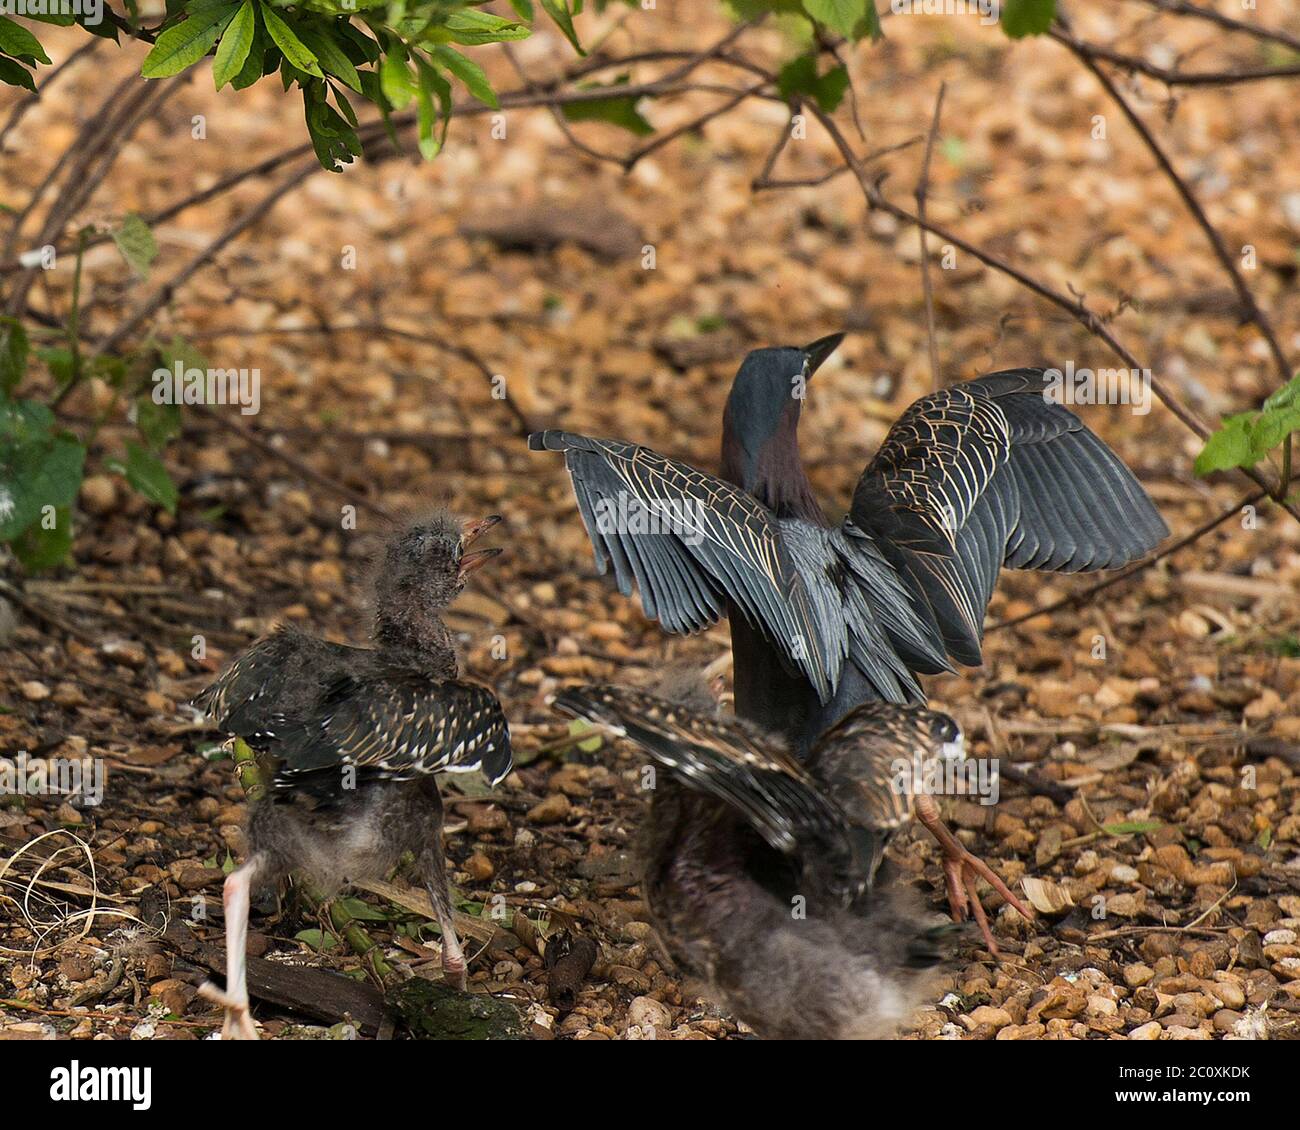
[192,510,511,1039]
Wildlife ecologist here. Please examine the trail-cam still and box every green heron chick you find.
[193,511,510,1039]
[532,346,1167,755]
[553,684,1026,1037]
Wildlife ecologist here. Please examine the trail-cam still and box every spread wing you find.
[849,370,1168,666]
[531,430,852,701]
[267,673,512,789]
[552,683,847,858]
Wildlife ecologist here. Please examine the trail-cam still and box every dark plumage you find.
[552,682,992,1039]
[193,511,509,1039]
[532,340,1168,753]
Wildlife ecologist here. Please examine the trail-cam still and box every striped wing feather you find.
[269,673,512,788]
[531,430,845,700]
[552,684,847,857]
[850,370,1168,666]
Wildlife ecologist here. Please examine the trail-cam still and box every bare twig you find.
[4,74,186,319]
[0,38,102,150]
[178,320,540,437]
[1054,25,1293,387]
[804,101,1300,524]
[1141,0,1300,55]
[0,51,776,276]
[622,80,769,171]
[753,131,921,191]
[915,82,946,391]
[92,160,320,359]
[1044,31,1300,87]
[190,404,395,522]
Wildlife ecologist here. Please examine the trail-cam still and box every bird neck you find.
[721,402,826,523]
[372,606,457,676]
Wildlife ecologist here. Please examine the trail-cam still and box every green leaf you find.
[1194,413,1254,476]
[212,0,256,89]
[380,52,415,109]
[11,507,71,572]
[433,45,497,108]
[294,928,338,952]
[567,718,604,754]
[414,55,451,160]
[0,316,28,396]
[26,11,77,28]
[113,441,179,514]
[140,4,239,78]
[541,0,584,55]
[1250,406,1300,461]
[0,56,36,92]
[777,53,849,113]
[231,15,267,89]
[441,10,531,46]
[335,896,389,921]
[509,0,535,18]
[1102,820,1163,836]
[0,399,85,541]
[1000,0,1056,38]
[304,92,362,172]
[134,393,182,451]
[1263,373,1300,413]
[298,23,362,92]
[801,0,865,39]
[111,213,158,278]
[260,5,323,78]
[337,21,381,64]
[562,81,653,135]
[34,345,73,386]
[0,16,52,64]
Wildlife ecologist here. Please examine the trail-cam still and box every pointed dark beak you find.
[458,546,503,579]
[460,514,503,547]
[802,332,846,376]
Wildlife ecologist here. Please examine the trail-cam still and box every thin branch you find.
[4,75,185,318]
[1141,0,1300,54]
[1055,26,1292,388]
[0,37,102,149]
[753,132,921,191]
[179,320,539,437]
[751,101,797,190]
[621,80,769,171]
[804,102,1300,524]
[92,160,320,359]
[986,486,1269,633]
[499,43,626,168]
[1,69,142,269]
[0,55,776,276]
[916,82,946,391]
[190,404,395,522]
[1045,30,1300,86]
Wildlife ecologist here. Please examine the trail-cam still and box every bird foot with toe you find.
[938,846,1034,957]
[198,981,260,1040]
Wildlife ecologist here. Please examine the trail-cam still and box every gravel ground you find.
[2,6,1299,1040]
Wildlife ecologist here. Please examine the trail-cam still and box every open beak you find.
[802,332,846,376]
[461,514,503,547]
[458,546,503,580]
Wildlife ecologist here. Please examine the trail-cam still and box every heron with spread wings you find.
[532,335,1167,753]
